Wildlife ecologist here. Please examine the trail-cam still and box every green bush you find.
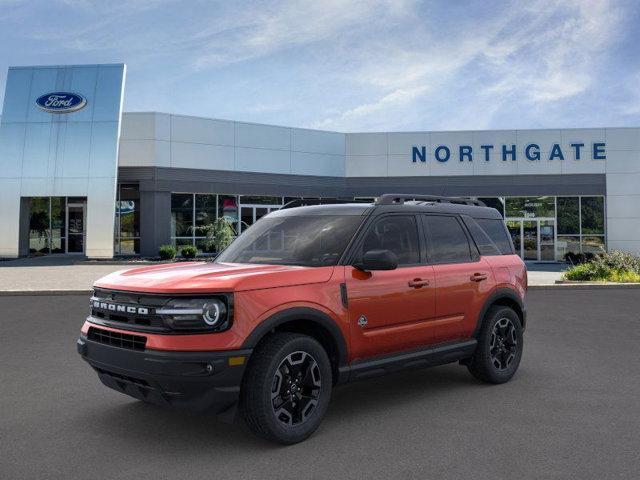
[180,245,198,259]
[563,250,640,282]
[159,244,177,260]
[192,217,235,254]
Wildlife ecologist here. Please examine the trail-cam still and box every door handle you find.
[470,273,488,282]
[408,278,430,288]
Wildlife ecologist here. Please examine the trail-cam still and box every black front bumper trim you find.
[77,336,251,417]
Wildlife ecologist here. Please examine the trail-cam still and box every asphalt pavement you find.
[1,290,639,479]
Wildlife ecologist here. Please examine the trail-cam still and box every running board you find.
[338,339,477,383]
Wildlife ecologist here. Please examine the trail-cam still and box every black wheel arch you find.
[242,307,348,384]
[473,288,526,337]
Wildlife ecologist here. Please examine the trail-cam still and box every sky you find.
[0,0,639,132]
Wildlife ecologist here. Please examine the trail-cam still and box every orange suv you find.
[78,194,527,444]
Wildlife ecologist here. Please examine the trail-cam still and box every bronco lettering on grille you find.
[92,300,149,315]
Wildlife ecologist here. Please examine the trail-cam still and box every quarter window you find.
[475,218,514,255]
[424,215,472,264]
[360,216,420,266]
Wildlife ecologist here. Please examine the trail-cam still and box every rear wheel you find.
[240,333,332,444]
[467,306,523,384]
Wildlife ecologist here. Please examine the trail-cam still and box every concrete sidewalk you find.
[0,257,150,294]
[524,261,567,285]
[0,256,568,293]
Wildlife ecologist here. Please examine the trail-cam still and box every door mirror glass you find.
[356,249,398,271]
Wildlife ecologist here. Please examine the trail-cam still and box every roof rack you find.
[281,198,372,209]
[375,194,486,207]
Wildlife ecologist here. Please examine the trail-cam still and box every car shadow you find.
[78,363,485,449]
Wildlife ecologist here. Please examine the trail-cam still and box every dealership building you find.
[1,63,639,261]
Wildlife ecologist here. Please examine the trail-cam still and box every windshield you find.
[215,215,363,267]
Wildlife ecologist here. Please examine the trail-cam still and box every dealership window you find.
[218,195,239,235]
[114,184,140,255]
[170,194,285,254]
[27,196,85,255]
[556,196,605,257]
[29,198,58,254]
[171,193,215,252]
[505,196,555,218]
[581,197,605,234]
[557,197,579,235]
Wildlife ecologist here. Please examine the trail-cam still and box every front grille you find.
[88,326,147,351]
[90,289,169,332]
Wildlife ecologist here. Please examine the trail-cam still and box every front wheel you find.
[467,306,523,384]
[240,333,332,444]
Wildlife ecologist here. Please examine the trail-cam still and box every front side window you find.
[216,215,363,267]
[424,215,472,264]
[360,215,420,266]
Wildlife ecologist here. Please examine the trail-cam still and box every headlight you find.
[157,297,229,332]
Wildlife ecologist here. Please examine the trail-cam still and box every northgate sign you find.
[411,142,606,163]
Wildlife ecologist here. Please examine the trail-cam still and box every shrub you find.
[593,250,640,273]
[192,217,235,254]
[180,245,198,259]
[563,250,640,282]
[564,252,596,265]
[159,244,177,260]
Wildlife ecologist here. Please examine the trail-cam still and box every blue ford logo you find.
[35,92,87,114]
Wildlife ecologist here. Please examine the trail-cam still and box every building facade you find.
[1,64,639,261]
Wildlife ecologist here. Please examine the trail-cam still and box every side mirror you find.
[355,249,398,271]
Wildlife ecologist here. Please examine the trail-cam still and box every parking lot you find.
[1,289,639,479]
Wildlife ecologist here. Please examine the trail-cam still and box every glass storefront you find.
[484,195,605,261]
[155,193,605,261]
[170,194,284,254]
[114,184,140,255]
[27,196,86,255]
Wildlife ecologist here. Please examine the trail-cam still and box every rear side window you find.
[463,216,502,256]
[423,215,472,264]
[475,218,514,254]
[361,215,420,265]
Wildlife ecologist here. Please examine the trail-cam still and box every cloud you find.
[0,0,633,131]
[313,0,625,131]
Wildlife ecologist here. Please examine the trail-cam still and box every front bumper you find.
[77,335,251,418]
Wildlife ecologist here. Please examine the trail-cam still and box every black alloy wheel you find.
[241,332,332,444]
[467,305,523,384]
[489,317,518,371]
[271,351,322,426]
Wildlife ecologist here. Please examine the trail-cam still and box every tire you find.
[240,332,332,444]
[467,306,523,384]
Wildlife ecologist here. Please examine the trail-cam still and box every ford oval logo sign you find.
[35,92,87,114]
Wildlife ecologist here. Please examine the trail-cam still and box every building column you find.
[139,189,171,257]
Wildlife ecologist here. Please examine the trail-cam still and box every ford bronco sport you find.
[78,194,527,444]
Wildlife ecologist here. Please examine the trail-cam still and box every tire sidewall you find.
[257,336,332,444]
[478,307,524,383]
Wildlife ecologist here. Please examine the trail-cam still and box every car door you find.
[422,214,493,344]
[346,214,436,360]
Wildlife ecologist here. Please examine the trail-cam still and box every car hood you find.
[93,262,335,294]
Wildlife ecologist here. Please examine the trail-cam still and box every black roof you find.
[273,195,502,220]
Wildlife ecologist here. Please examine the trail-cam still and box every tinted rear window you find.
[423,215,472,264]
[475,218,514,254]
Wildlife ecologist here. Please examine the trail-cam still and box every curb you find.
[529,283,640,290]
[0,289,92,296]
